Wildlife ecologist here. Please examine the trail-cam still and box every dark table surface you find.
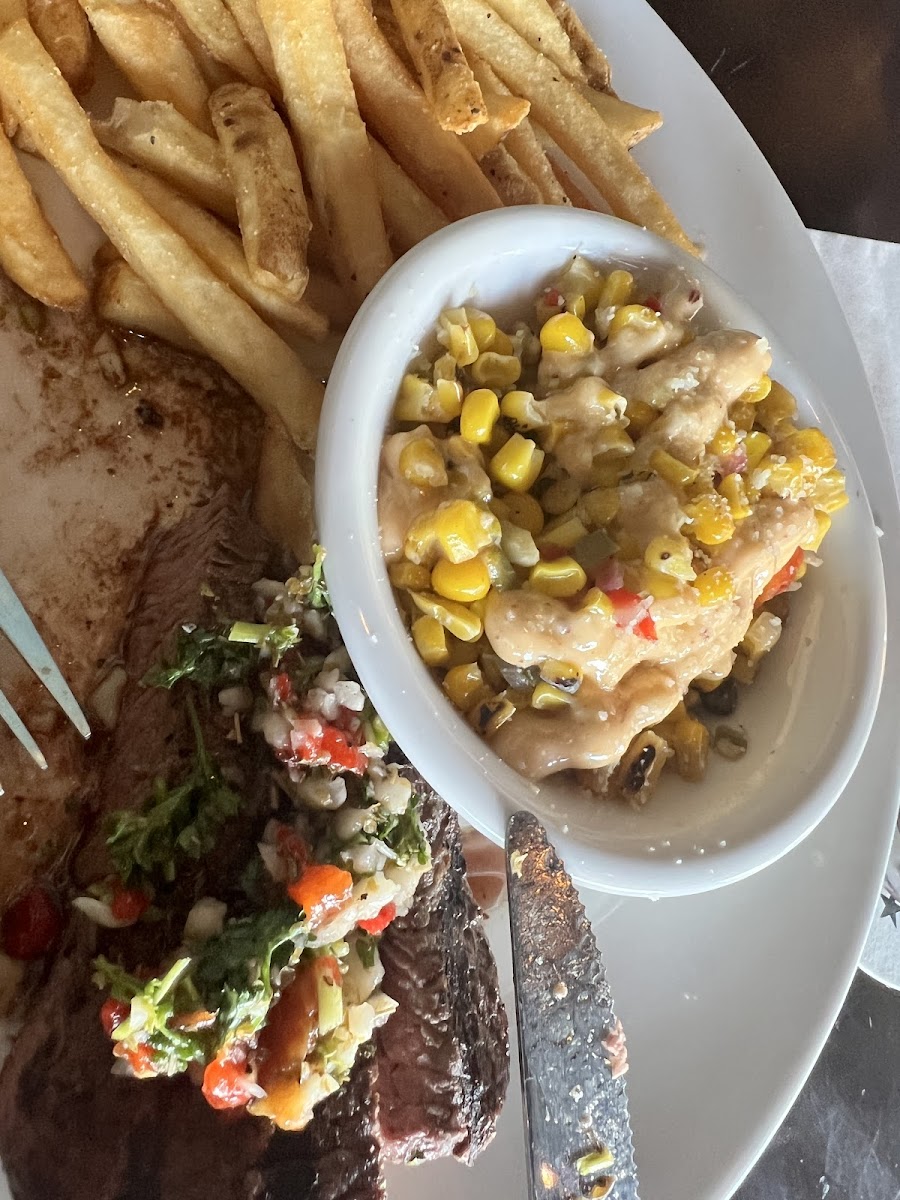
[644,3,900,1195]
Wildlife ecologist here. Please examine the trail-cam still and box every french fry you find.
[93,97,236,221]
[545,0,610,91]
[94,255,204,353]
[369,136,447,254]
[77,0,213,133]
[546,152,597,211]
[0,122,87,307]
[577,83,661,149]
[0,0,25,134]
[504,116,569,204]
[120,161,327,338]
[388,0,485,134]
[210,83,310,300]
[221,0,276,82]
[479,142,541,205]
[253,419,314,566]
[258,0,393,303]
[0,20,322,450]
[27,0,93,92]
[480,0,583,81]
[168,0,269,89]
[445,0,697,252]
[463,56,529,159]
[331,0,503,221]
[370,0,412,71]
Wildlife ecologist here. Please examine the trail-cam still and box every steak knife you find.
[506,811,639,1200]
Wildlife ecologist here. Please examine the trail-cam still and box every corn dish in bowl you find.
[317,208,885,897]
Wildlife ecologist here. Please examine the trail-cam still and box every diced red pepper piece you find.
[113,1040,156,1077]
[202,1045,253,1111]
[544,287,563,308]
[605,589,657,640]
[1,885,62,960]
[100,997,130,1038]
[290,718,367,774]
[272,672,294,706]
[358,902,397,936]
[110,884,150,924]
[287,863,353,928]
[634,613,658,641]
[758,547,804,608]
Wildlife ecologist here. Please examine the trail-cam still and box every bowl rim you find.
[316,206,887,897]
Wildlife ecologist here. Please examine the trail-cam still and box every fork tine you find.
[0,685,48,770]
[0,569,90,741]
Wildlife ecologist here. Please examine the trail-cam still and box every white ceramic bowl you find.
[316,207,886,897]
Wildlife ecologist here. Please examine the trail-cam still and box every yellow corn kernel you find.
[581,587,614,617]
[469,352,522,390]
[492,329,514,356]
[607,304,662,338]
[394,374,463,423]
[539,659,583,692]
[579,487,620,527]
[781,427,837,471]
[709,425,739,457]
[744,430,772,471]
[802,509,832,552]
[685,493,735,546]
[541,476,582,516]
[539,511,588,550]
[431,556,492,602]
[470,691,517,735]
[499,519,538,568]
[757,380,797,431]
[410,591,483,641]
[626,397,657,436]
[539,419,571,453]
[467,309,497,352]
[411,615,449,666]
[741,374,772,403]
[389,561,432,591]
[438,308,479,365]
[669,717,710,782]
[501,491,544,535]
[432,352,457,382]
[539,311,593,354]
[443,662,491,710]
[718,472,752,520]
[640,567,682,600]
[481,544,519,588]
[528,557,587,598]
[650,448,698,488]
[692,566,734,606]
[564,292,586,319]
[596,425,635,458]
[399,438,448,488]
[404,499,500,565]
[730,400,757,433]
[812,468,849,513]
[500,389,545,431]
[460,388,500,445]
[644,534,696,581]
[490,434,545,492]
[530,681,573,710]
[598,269,634,309]
[754,454,808,500]
[588,456,629,488]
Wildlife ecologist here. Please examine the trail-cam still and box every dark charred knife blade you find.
[506,811,639,1200]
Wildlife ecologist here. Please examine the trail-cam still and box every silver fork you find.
[0,567,90,775]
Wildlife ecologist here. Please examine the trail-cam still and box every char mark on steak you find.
[375,785,510,1165]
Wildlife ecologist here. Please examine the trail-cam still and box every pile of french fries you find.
[0,0,694,542]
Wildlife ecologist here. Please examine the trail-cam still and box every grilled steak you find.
[375,788,510,1164]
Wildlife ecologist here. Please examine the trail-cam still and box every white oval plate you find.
[2,2,898,1200]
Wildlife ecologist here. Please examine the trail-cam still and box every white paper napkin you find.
[814,229,900,987]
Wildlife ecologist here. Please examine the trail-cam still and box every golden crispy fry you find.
[94,255,204,353]
[369,135,447,254]
[0,20,322,450]
[121,162,327,338]
[463,54,528,159]
[221,0,276,82]
[545,0,609,90]
[481,0,583,80]
[0,123,86,307]
[0,0,25,135]
[169,0,269,88]
[577,83,661,149]
[479,142,541,204]
[253,419,315,565]
[332,0,502,221]
[27,0,93,92]
[93,97,236,221]
[546,154,597,210]
[370,0,412,70]
[77,0,213,133]
[210,83,310,299]
[388,0,485,134]
[446,0,697,252]
[259,0,393,303]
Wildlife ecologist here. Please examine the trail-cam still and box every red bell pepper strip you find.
[358,902,397,935]
[758,547,804,608]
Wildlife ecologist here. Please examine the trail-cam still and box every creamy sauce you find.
[0,279,262,906]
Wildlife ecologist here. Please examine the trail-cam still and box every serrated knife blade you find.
[506,811,639,1200]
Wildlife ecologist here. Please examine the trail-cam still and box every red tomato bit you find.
[110,883,150,924]
[358,902,397,936]
[287,864,353,928]
[100,997,130,1038]
[757,547,804,608]
[202,1045,254,1111]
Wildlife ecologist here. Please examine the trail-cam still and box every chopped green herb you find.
[355,931,378,970]
[362,707,391,752]
[143,625,257,691]
[227,621,300,665]
[376,797,429,867]
[105,699,242,887]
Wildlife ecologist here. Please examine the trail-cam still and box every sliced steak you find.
[375,787,509,1165]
